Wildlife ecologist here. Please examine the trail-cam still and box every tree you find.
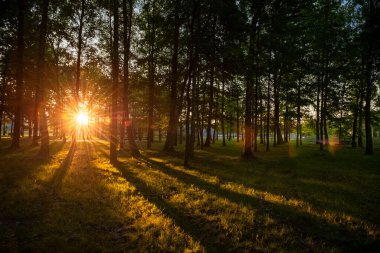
[11,0,25,149]
[243,0,262,158]
[110,0,119,164]
[121,0,140,156]
[37,0,50,157]
[363,0,379,155]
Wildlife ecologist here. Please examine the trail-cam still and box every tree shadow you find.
[135,155,380,253]
[112,160,225,253]
[47,141,77,194]
[153,145,380,226]
[0,141,67,191]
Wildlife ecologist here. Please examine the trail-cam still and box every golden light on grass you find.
[75,111,89,126]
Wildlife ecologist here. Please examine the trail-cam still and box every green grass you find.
[0,136,379,252]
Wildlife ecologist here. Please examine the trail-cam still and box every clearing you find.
[0,137,379,252]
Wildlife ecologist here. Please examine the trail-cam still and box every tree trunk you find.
[204,16,216,147]
[163,0,180,152]
[259,82,263,144]
[236,92,239,142]
[179,125,183,144]
[147,1,156,149]
[243,11,258,157]
[316,80,320,144]
[364,0,375,154]
[0,100,3,140]
[266,78,270,152]
[122,0,140,156]
[323,85,329,145]
[358,96,364,148]
[274,72,283,145]
[11,0,25,149]
[319,63,324,151]
[221,76,226,146]
[37,0,50,157]
[352,105,358,149]
[184,0,198,167]
[296,77,301,147]
[110,0,119,164]
[76,0,85,102]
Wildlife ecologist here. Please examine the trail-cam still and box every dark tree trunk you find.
[76,0,85,101]
[352,93,359,148]
[51,39,65,143]
[0,100,3,140]
[184,0,198,167]
[266,78,270,152]
[236,92,239,142]
[214,81,219,143]
[358,87,364,147]
[164,0,180,152]
[323,85,329,145]
[319,62,324,151]
[0,63,6,140]
[221,76,226,146]
[296,78,301,147]
[316,79,320,144]
[204,66,214,147]
[364,0,375,154]
[110,0,119,164]
[364,49,373,154]
[179,125,183,144]
[200,77,205,149]
[204,16,216,147]
[274,72,283,145]
[243,12,258,157]
[259,82,263,144]
[254,65,258,151]
[11,0,25,149]
[338,83,346,143]
[147,1,156,149]
[37,0,50,157]
[122,0,139,156]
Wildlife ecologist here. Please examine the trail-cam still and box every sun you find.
[75,111,89,126]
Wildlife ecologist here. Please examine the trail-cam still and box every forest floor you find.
[0,136,379,252]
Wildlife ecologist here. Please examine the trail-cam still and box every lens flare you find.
[76,111,89,126]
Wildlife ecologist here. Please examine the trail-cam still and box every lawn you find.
[0,137,379,252]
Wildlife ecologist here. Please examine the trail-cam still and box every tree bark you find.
[221,75,226,146]
[122,0,140,156]
[243,8,258,157]
[76,0,85,102]
[164,0,180,152]
[296,77,301,147]
[364,0,375,155]
[184,0,198,167]
[204,15,216,147]
[37,0,50,157]
[351,93,359,148]
[236,92,240,142]
[147,1,156,149]
[110,0,119,164]
[11,0,25,149]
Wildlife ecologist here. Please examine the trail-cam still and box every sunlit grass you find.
[0,137,379,252]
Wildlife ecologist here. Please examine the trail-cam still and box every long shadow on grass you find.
[156,148,380,227]
[0,141,77,250]
[47,141,76,194]
[136,155,380,253]
[0,141,67,192]
[112,160,225,253]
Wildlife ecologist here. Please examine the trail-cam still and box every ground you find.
[0,137,379,252]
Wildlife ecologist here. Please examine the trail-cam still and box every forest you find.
[0,0,380,252]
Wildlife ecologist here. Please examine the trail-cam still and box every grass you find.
[0,136,379,252]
